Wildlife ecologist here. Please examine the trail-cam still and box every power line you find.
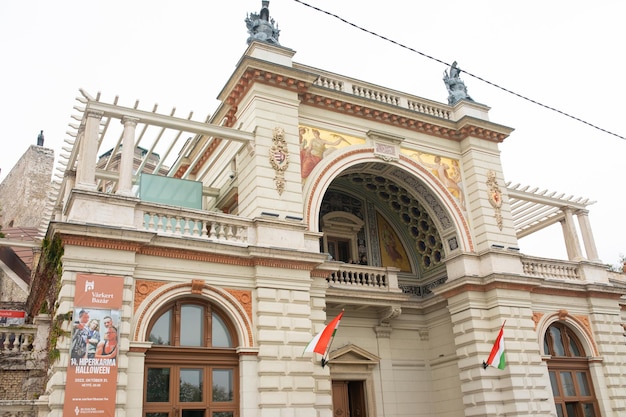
[292,0,626,141]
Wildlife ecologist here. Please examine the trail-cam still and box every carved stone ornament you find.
[486,170,503,230]
[269,127,289,195]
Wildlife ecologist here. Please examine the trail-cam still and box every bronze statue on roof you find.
[245,1,280,46]
[443,61,474,105]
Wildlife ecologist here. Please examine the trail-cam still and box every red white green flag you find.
[303,311,344,363]
[483,322,506,370]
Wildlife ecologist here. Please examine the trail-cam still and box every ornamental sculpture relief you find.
[486,170,503,230]
[269,127,289,195]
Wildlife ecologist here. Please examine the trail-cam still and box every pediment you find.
[329,343,380,365]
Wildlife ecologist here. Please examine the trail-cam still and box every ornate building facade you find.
[18,4,626,417]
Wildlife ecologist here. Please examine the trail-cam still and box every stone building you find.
[0,145,54,229]
[17,3,626,417]
[0,143,54,416]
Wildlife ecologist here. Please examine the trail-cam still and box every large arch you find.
[303,146,473,255]
[131,281,254,348]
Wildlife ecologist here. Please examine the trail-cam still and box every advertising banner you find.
[63,274,124,417]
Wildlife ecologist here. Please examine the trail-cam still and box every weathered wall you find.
[0,145,54,228]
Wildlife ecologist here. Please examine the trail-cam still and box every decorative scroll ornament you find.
[486,170,503,230]
[269,127,289,195]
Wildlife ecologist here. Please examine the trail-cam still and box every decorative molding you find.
[225,288,253,325]
[269,127,289,195]
[191,279,204,294]
[367,130,403,162]
[418,328,429,341]
[532,312,544,330]
[379,305,401,326]
[134,280,167,313]
[486,170,503,230]
[374,325,393,339]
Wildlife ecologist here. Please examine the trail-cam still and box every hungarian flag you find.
[304,311,344,356]
[483,322,506,370]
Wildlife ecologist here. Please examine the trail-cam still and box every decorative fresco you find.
[299,126,364,181]
[376,212,412,272]
[405,151,466,211]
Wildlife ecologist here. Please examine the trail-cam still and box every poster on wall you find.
[63,274,124,417]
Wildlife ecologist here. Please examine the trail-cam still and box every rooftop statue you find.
[443,61,474,105]
[245,0,280,46]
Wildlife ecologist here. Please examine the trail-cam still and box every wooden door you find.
[332,381,350,417]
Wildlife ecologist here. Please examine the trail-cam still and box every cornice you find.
[59,232,325,272]
[433,274,624,301]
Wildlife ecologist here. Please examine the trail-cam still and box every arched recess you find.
[132,281,254,348]
[304,146,473,256]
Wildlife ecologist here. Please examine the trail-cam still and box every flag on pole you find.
[303,311,343,366]
[483,321,506,370]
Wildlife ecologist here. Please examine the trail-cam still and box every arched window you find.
[544,322,600,417]
[143,299,239,417]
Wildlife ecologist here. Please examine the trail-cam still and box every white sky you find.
[1,0,624,267]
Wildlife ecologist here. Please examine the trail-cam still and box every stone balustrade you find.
[310,71,452,120]
[327,264,401,293]
[0,326,36,354]
[521,256,581,281]
[139,203,249,244]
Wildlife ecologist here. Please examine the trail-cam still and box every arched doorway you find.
[544,321,601,417]
[143,298,239,417]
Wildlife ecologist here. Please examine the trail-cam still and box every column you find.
[560,207,583,261]
[117,117,140,196]
[76,111,103,190]
[576,210,600,261]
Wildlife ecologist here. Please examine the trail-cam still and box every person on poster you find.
[70,309,90,359]
[95,325,118,359]
[86,319,101,359]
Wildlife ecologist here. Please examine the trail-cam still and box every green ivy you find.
[39,235,65,365]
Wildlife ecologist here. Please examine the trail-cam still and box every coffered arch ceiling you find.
[319,162,452,278]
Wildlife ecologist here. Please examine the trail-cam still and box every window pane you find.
[568,336,581,357]
[146,368,170,402]
[150,311,171,345]
[180,368,203,402]
[554,404,564,417]
[182,410,205,417]
[565,403,577,416]
[212,369,233,401]
[577,372,591,396]
[181,305,203,346]
[549,371,560,397]
[581,403,596,417]
[213,413,234,417]
[146,413,169,417]
[212,313,232,347]
[550,326,565,356]
[560,372,576,396]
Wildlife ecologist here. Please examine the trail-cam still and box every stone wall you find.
[0,145,54,228]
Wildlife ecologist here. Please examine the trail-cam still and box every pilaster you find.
[444,284,554,417]
[459,135,518,254]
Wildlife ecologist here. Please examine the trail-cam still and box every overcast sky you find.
[1,0,624,267]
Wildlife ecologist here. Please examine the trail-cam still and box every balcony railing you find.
[327,264,401,293]
[139,202,250,245]
[521,256,581,281]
